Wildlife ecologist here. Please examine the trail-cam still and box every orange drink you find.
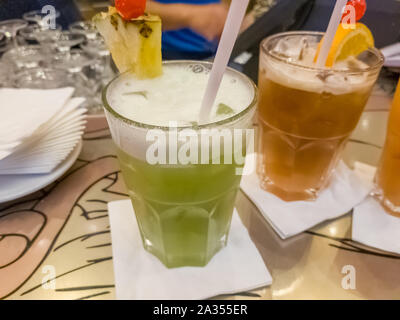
[257,31,383,201]
[375,79,400,217]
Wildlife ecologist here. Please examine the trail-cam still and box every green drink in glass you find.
[103,61,257,268]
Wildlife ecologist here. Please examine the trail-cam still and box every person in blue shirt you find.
[147,0,229,60]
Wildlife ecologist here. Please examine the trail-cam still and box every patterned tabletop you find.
[1,76,400,300]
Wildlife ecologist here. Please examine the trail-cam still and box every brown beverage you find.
[258,32,383,201]
[375,79,400,217]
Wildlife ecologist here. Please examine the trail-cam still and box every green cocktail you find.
[103,61,257,268]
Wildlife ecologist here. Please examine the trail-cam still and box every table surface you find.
[1,76,399,300]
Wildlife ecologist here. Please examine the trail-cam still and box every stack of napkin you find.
[0,88,86,174]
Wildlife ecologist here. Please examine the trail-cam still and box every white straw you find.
[316,0,348,68]
[199,0,250,124]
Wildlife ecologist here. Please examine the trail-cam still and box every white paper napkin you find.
[0,87,75,148]
[108,200,272,300]
[240,158,372,239]
[0,97,86,174]
[353,196,400,255]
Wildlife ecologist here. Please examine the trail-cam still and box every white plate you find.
[0,140,82,204]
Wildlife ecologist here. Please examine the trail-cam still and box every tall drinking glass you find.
[103,61,257,268]
[374,79,400,217]
[257,31,384,201]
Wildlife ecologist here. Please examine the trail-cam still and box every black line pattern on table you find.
[20,257,113,296]
[86,243,112,249]
[216,291,262,299]
[0,234,29,269]
[77,158,90,164]
[77,203,109,221]
[55,284,115,292]
[0,209,47,269]
[75,291,111,300]
[305,230,400,260]
[53,230,111,252]
[87,256,114,264]
[102,172,129,197]
[348,139,383,150]
[77,155,118,163]
[83,135,112,141]
[0,155,120,299]
[86,199,108,204]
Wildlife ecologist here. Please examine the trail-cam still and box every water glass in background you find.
[54,31,85,54]
[33,27,62,55]
[69,21,98,41]
[0,14,114,115]
[81,37,116,88]
[2,45,44,71]
[71,20,116,113]
[18,25,42,44]
[18,24,62,46]
[77,26,116,113]
[51,49,95,101]
[11,68,72,89]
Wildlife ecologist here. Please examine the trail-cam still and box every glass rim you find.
[12,67,70,81]
[23,10,61,19]
[3,44,42,53]
[102,60,258,131]
[0,19,28,27]
[260,31,385,74]
[69,20,96,29]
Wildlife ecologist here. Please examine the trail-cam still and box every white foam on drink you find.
[107,63,254,127]
[262,35,376,95]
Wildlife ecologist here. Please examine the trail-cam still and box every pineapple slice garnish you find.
[93,6,162,78]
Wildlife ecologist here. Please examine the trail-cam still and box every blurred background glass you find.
[0,1,117,115]
[11,67,72,89]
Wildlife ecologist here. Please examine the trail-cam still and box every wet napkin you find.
[108,200,272,300]
[240,156,372,239]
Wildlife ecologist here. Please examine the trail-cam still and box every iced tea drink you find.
[258,32,383,201]
[375,79,400,217]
